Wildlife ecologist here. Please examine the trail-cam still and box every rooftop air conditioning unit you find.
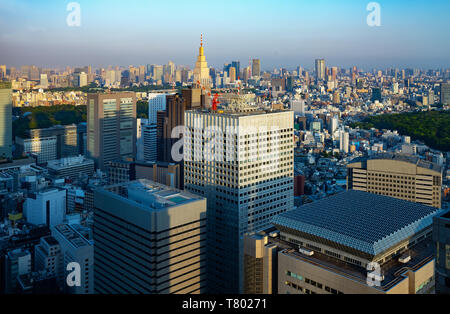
[399,254,411,264]
[299,247,314,256]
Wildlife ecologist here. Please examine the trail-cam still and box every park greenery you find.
[350,110,450,152]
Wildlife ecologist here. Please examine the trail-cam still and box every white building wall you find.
[24,189,66,227]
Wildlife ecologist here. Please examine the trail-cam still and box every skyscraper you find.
[193,34,211,88]
[0,82,12,161]
[315,59,325,81]
[93,179,207,294]
[440,83,450,105]
[184,104,294,293]
[252,59,261,78]
[87,92,137,170]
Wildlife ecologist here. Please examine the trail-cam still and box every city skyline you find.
[1,0,450,69]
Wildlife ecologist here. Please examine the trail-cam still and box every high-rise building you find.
[231,61,240,78]
[315,59,325,81]
[93,179,207,294]
[339,130,349,153]
[142,123,157,162]
[252,59,261,78]
[136,118,147,162]
[247,191,440,294]
[76,72,88,87]
[193,34,211,88]
[184,105,294,293]
[52,224,94,294]
[0,82,12,161]
[229,67,236,83]
[148,93,167,124]
[87,92,137,170]
[440,83,450,105]
[157,94,184,163]
[40,74,49,89]
[432,210,450,294]
[347,153,442,208]
[371,87,382,102]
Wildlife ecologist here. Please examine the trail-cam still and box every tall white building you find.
[52,224,94,294]
[329,116,339,135]
[184,105,294,293]
[24,188,66,227]
[339,130,349,153]
[148,93,167,124]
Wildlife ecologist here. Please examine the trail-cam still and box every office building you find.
[315,59,325,81]
[347,153,442,208]
[47,155,95,181]
[0,82,12,161]
[136,118,148,162]
[252,59,261,78]
[184,104,294,293]
[440,83,450,105]
[34,236,63,288]
[93,179,207,294]
[4,249,32,294]
[16,136,57,164]
[157,94,185,163]
[52,224,94,294]
[371,87,382,102]
[291,99,306,117]
[260,191,440,294]
[87,92,137,170]
[24,188,66,228]
[339,130,349,153]
[148,93,167,124]
[142,123,157,162]
[432,210,450,294]
[28,125,79,159]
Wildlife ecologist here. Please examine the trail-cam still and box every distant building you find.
[142,123,157,162]
[93,179,207,294]
[347,153,442,208]
[371,87,382,102]
[87,92,137,170]
[244,191,440,294]
[148,93,167,124]
[0,82,13,161]
[315,59,325,81]
[252,59,261,78]
[432,210,450,294]
[440,83,450,105]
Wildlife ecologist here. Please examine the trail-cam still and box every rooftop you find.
[105,179,203,211]
[272,190,441,258]
[53,224,90,249]
[349,152,442,173]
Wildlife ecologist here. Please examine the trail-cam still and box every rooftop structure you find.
[272,190,441,260]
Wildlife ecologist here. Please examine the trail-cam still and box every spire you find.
[199,33,204,56]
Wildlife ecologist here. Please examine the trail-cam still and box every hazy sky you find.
[1,0,450,70]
